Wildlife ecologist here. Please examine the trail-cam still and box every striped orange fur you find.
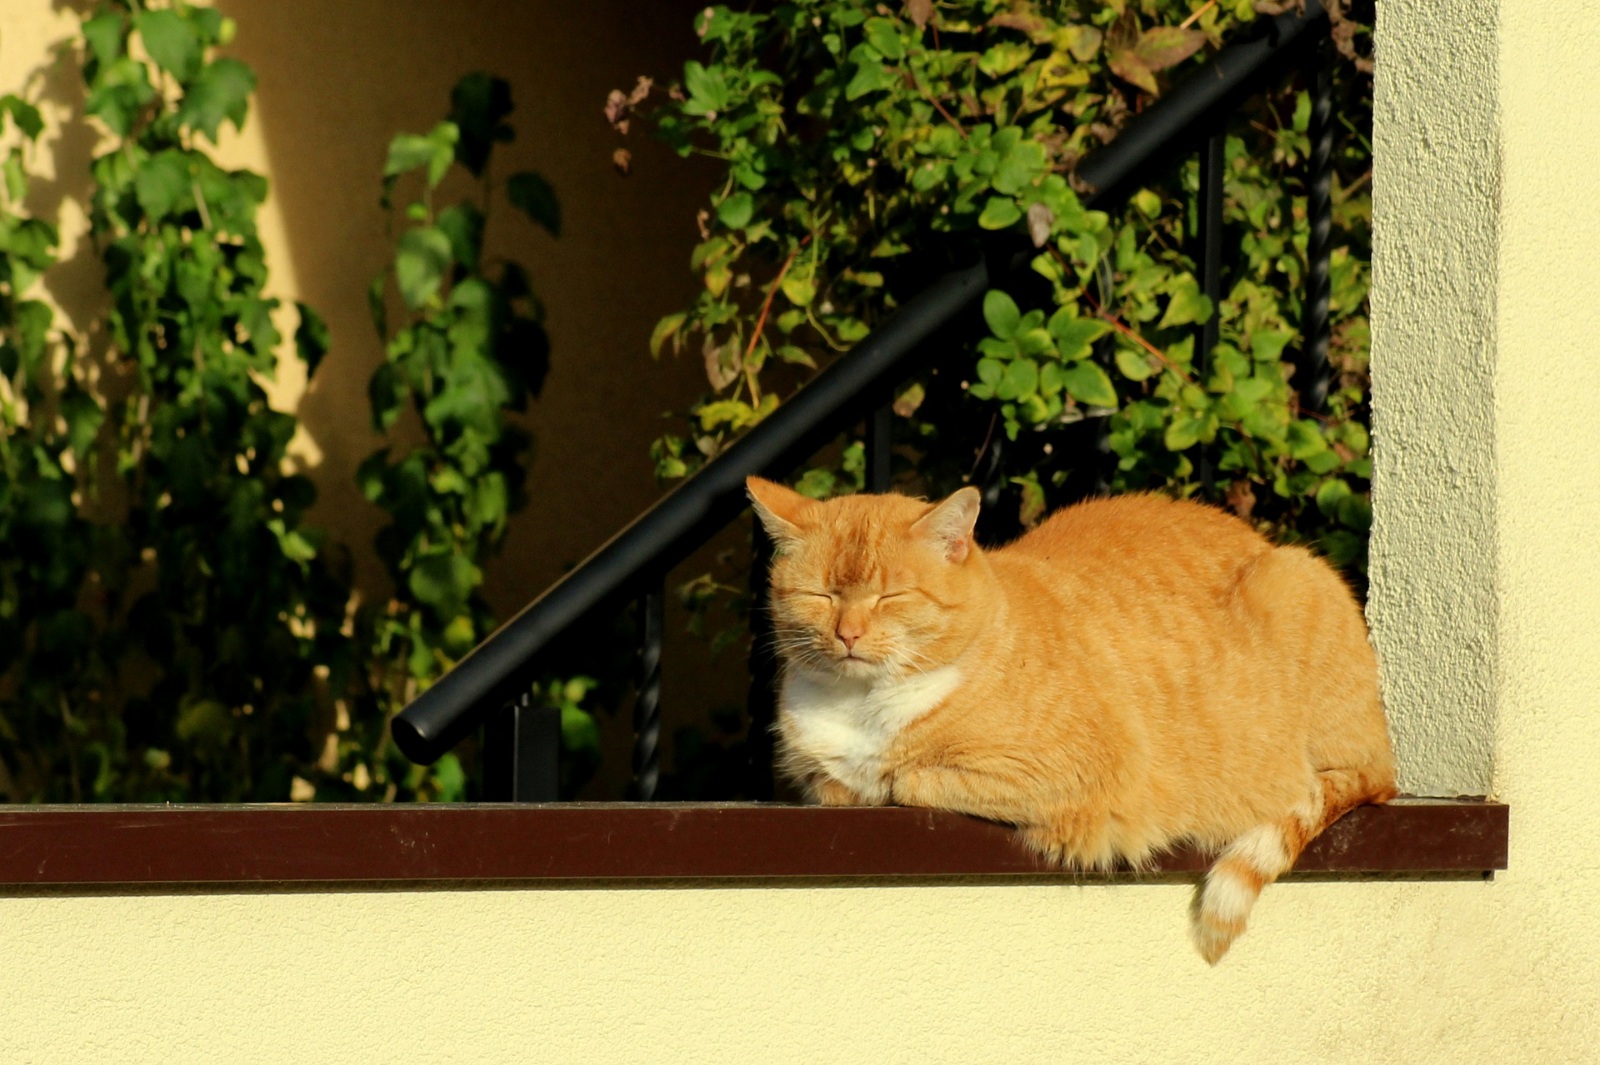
[748,478,1396,963]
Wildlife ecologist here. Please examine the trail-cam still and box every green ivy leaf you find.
[394,226,453,309]
[983,289,1022,339]
[1114,347,1155,382]
[81,12,126,72]
[133,150,192,222]
[506,171,560,237]
[978,41,1035,78]
[1286,419,1327,460]
[1061,362,1118,407]
[134,10,203,83]
[1046,310,1112,359]
[407,551,481,616]
[4,151,28,204]
[650,312,688,357]
[1337,493,1373,531]
[794,467,837,499]
[996,358,1038,401]
[1251,329,1293,362]
[561,705,601,756]
[845,53,898,99]
[780,261,816,307]
[435,202,485,272]
[267,518,319,564]
[85,58,155,137]
[1157,275,1213,328]
[682,61,731,115]
[0,95,44,141]
[978,196,1022,229]
[1164,412,1206,451]
[992,140,1047,196]
[863,17,905,60]
[176,58,256,141]
[384,123,460,191]
[717,191,755,230]
[1315,478,1352,516]
[442,615,477,656]
[432,754,468,802]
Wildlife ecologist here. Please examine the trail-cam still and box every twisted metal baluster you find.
[1301,42,1335,414]
[631,582,663,800]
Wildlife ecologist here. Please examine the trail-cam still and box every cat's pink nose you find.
[840,633,860,650]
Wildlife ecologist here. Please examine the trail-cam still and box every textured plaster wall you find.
[1367,0,1500,796]
[1,863,1597,1063]
[4,1,1600,1062]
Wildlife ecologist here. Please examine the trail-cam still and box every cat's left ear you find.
[746,476,813,548]
[912,487,981,563]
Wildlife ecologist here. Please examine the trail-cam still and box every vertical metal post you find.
[1197,133,1226,501]
[865,402,893,492]
[482,688,559,802]
[1302,41,1335,413]
[744,527,777,800]
[631,581,664,800]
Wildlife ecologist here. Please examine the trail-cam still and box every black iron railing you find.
[391,1,1338,800]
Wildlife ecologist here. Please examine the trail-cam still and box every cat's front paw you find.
[810,778,867,806]
[887,767,926,808]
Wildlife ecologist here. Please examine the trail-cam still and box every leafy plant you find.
[0,92,109,800]
[609,1,1375,793]
[0,8,582,802]
[616,0,1372,565]
[347,72,597,798]
[0,0,345,801]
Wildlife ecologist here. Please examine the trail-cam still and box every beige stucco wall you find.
[1367,0,1500,798]
[4,1,1600,1061]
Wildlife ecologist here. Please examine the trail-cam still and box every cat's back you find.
[997,492,1270,597]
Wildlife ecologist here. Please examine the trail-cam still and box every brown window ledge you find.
[0,798,1505,887]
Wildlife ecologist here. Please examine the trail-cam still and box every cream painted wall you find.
[5,1,1600,1061]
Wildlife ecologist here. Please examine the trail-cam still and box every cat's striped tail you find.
[1192,767,1396,964]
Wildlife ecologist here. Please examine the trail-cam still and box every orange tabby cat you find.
[746,477,1396,963]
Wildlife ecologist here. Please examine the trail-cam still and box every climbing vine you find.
[614,0,1373,568]
[609,0,1374,797]
[0,4,581,801]
[347,72,597,800]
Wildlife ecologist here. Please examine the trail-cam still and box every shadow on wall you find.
[215,0,719,614]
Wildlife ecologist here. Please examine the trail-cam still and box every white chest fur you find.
[778,666,961,802]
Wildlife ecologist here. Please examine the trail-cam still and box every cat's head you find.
[746,477,993,683]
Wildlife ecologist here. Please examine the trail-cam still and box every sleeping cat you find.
[746,476,1396,963]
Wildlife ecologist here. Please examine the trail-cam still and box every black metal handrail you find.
[392,1,1334,790]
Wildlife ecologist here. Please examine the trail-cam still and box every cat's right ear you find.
[912,486,981,563]
[745,476,812,548]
